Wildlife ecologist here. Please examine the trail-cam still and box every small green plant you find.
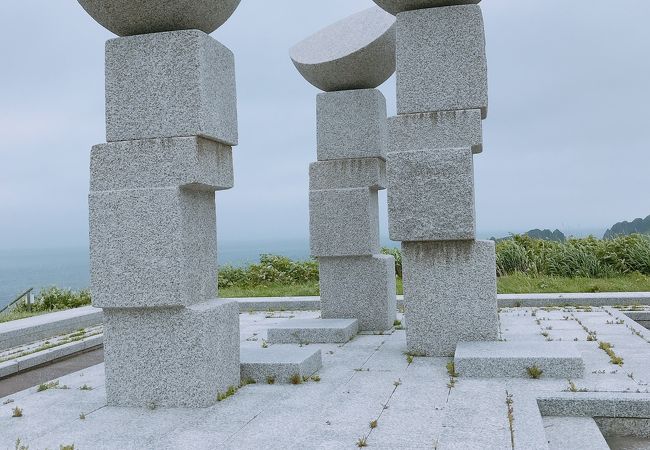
[37,380,60,392]
[356,437,368,448]
[290,373,302,385]
[526,365,543,379]
[12,407,23,417]
[14,438,28,450]
[240,378,256,387]
[79,413,86,420]
[217,385,238,401]
[261,340,269,349]
[506,391,515,449]
[79,384,93,391]
[393,379,402,387]
[566,380,588,393]
[599,341,624,365]
[369,420,378,429]
[406,354,414,364]
[393,319,401,327]
[310,375,321,382]
[446,361,459,378]
[266,375,276,385]
[59,445,75,450]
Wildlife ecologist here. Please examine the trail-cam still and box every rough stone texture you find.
[290,7,396,92]
[103,299,240,408]
[387,110,483,154]
[543,417,610,450]
[316,89,388,161]
[396,5,488,118]
[372,0,480,15]
[77,0,241,36]
[106,30,237,145]
[319,255,396,332]
[309,158,386,191]
[266,318,358,344]
[309,188,380,257]
[537,392,650,418]
[387,147,475,241]
[89,187,217,308]
[402,240,498,356]
[90,137,233,192]
[240,346,322,384]
[454,341,585,378]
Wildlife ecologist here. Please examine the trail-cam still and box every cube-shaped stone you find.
[317,89,388,161]
[319,254,397,332]
[387,147,475,241]
[90,137,233,192]
[309,158,386,191]
[310,188,380,257]
[402,240,498,357]
[103,299,240,408]
[388,110,483,154]
[89,187,217,308]
[396,5,488,117]
[106,30,237,145]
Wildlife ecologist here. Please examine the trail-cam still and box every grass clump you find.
[266,375,276,385]
[356,437,368,447]
[526,365,543,379]
[599,341,624,365]
[37,380,61,392]
[290,373,302,385]
[79,384,93,391]
[12,407,23,417]
[446,361,459,378]
[216,385,238,402]
[369,420,378,429]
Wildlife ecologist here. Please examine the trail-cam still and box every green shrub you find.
[218,254,319,288]
[12,287,91,313]
[381,247,402,278]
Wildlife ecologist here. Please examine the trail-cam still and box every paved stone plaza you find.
[2,306,650,449]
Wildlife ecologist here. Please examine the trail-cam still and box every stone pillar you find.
[374,1,499,356]
[77,3,241,407]
[289,7,398,334]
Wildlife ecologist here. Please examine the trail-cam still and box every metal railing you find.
[0,288,34,314]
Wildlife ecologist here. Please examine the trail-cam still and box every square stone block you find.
[309,158,386,191]
[240,346,322,384]
[103,299,240,408]
[106,30,237,145]
[90,136,233,192]
[310,188,380,257]
[89,187,217,308]
[319,254,397,332]
[317,89,388,161]
[388,110,483,154]
[396,5,488,117]
[387,147,475,241]
[266,319,359,344]
[402,240,499,357]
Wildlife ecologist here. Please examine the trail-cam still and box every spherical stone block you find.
[371,0,480,15]
[77,0,241,36]
[290,7,396,92]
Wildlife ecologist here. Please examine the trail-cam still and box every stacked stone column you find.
[309,89,396,333]
[382,3,499,356]
[88,29,240,407]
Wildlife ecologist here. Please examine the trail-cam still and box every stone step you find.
[240,345,322,384]
[266,318,358,344]
[454,341,584,378]
[543,416,609,450]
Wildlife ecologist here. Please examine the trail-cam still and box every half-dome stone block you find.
[317,89,388,161]
[90,137,233,192]
[106,30,237,146]
[372,0,480,15]
[396,5,488,117]
[77,0,241,37]
[290,7,396,92]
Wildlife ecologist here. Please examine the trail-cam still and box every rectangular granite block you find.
[310,188,380,257]
[402,240,498,356]
[267,319,359,344]
[387,147,475,241]
[89,187,217,308]
[103,299,240,408]
[319,255,396,332]
[309,158,386,191]
[454,341,585,378]
[106,30,237,145]
[240,346,322,384]
[90,137,233,192]
[387,110,483,154]
[396,5,488,117]
[317,89,388,160]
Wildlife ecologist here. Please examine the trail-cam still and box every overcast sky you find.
[1,0,649,250]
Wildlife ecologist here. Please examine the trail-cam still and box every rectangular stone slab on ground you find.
[90,137,233,192]
[454,341,585,378]
[266,318,358,344]
[103,299,240,408]
[319,254,396,332]
[543,416,610,450]
[89,187,217,308]
[316,88,388,161]
[309,158,386,191]
[309,187,380,257]
[396,5,488,117]
[240,346,322,384]
[387,109,483,155]
[387,147,475,241]
[105,29,238,145]
[402,240,498,356]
